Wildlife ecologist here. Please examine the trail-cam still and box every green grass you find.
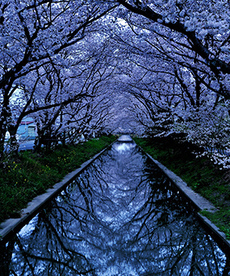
[1,134,229,240]
[134,136,230,240]
[200,210,230,240]
[0,135,116,223]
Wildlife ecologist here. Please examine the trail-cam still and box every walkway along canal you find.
[0,136,230,275]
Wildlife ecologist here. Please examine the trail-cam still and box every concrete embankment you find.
[1,137,230,255]
[0,146,110,242]
[146,153,230,254]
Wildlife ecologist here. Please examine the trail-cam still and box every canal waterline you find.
[0,139,230,275]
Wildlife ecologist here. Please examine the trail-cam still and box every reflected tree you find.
[2,142,229,275]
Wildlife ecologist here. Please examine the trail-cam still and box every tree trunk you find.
[8,125,19,159]
[0,130,6,163]
[0,113,9,163]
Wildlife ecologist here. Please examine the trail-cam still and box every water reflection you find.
[113,141,136,153]
[1,141,230,275]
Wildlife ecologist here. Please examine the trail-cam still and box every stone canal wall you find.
[0,146,110,242]
[1,138,230,255]
[146,153,230,254]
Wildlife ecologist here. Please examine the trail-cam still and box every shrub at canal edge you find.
[0,135,116,225]
[134,136,230,240]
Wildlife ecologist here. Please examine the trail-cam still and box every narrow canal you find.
[1,137,230,275]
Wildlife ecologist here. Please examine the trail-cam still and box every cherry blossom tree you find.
[112,0,230,80]
[0,0,117,160]
[1,0,230,165]
[32,50,118,151]
[104,4,230,165]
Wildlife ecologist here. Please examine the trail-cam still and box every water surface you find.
[1,140,229,275]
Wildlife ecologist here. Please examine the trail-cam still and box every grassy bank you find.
[134,136,230,239]
[0,135,116,224]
